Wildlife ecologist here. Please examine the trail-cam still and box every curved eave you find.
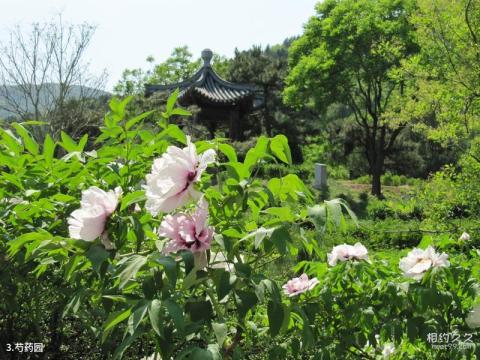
[178,83,254,106]
[145,66,256,105]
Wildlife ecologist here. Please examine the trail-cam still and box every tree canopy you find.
[397,0,480,146]
[284,0,418,196]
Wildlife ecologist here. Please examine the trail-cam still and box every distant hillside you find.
[0,84,111,119]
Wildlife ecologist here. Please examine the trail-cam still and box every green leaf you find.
[20,120,47,126]
[307,204,327,231]
[268,301,286,336]
[178,347,216,360]
[185,300,213,322]
[120,190,146,211]
[103,308,132,332]
[64,255,82,281]
[254,135,270,153]
[126,110,154,130]
[102,295,128,303]
[0,129,22,155]
[207,344,222,360]
[270,227,290,254]
[418,235,434,249]
[214,269,236,301]
[164,299,184,334]
[243,148,259,170]
[149,299,163,337]
[254,227,270,249]
[218,143,237,162]
[43,134,56,165]
[118,255,147,289]
[225,162,250,180]
[182,269,198,290]
[128,300,149,334]
[236,291,258,318]
[264,207,295,222]
[77,134,88,152]
[223,228,244,239]
[62,289,86,318]
[270,134,292,164]
[151,253,177,286]
[171,108,191,116]
[8,231,52,257]
[163,124,186,143]
[12,123,38,155]
[112,327,142,360]
[86,245,110,274]
[212,322,228,346]
[179,250,194,274]
[60,131,79,152]
[109,96,132,118]
[233,263,251,278]
[326,198,345,226]
[166,88,180,114]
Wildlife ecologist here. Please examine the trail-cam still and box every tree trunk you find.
[371,165,383,198]
[370,140,385,199]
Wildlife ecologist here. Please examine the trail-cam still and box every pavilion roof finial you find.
[201,48,213,66]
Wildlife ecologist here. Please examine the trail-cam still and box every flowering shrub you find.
[0,94,479,358]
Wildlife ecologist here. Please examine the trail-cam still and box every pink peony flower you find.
[159,198,214,254]
[282,273,319,297]
[145,137,216,215]
[399,246,449,280]
[327,242,369,266]
[68,186,122,242]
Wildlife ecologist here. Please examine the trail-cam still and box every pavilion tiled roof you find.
[145,49,256,106]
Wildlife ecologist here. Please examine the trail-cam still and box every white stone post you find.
[314,163,327,188]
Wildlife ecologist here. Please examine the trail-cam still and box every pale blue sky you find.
[0,0,318,91]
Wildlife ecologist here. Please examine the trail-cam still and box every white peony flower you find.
[327,242,369,266]
[459,232,470,241]
[382,343,395,358]
[68,186,122,242]
[80,186,122,214]
[399,246,449,280]
[144,136,216,215]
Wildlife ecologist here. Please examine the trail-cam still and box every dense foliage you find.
[1,0,480,358]
[1,93,479,359]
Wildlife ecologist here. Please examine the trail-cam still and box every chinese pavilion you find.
[145,49,259,140]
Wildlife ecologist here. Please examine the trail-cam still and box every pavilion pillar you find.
[229,109,242,141]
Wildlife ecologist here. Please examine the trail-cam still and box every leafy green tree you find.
[148,46,201,85]
[284,0,418,197]
[229,43,289,136]
[114,47,199,96]
[398,0,480,150]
